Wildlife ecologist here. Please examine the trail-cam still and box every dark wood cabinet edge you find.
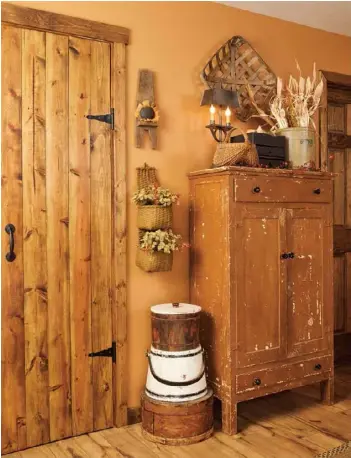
[1,2,130,44]
[321,70,351,88]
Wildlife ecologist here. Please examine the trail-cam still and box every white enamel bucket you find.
[145,345,207,402]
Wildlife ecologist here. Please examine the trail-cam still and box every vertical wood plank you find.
[331,150,345,225]
[68,36,93,435]
[1,24,26,454]
[22,28,49,447]
[334,256,345,333]
[319,73,328,171]
[347,105,351,135]
[111,42,127,427]
[46,33,72,441]
[90,40,113,430]
[346,150,351,227]
[327,105,345,132]
[346,253,351,333]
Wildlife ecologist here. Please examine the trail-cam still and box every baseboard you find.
[127,407,141,425]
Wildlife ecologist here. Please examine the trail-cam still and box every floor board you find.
[4,365,351,458]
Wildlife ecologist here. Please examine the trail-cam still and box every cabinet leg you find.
[320,377,334,405]
[222,401,237,435]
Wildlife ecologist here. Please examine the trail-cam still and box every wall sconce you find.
[201,88,239,142]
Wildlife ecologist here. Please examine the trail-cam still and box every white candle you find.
[210,104,216,124]
[225,106,231,125]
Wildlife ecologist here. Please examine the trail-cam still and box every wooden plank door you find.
[286,207,333,358]
[326,88,351,337]
[2,26,114,454]
[235,206,288,368]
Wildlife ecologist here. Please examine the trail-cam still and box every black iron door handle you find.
[5,224,16,262]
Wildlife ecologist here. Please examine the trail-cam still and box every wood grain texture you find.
[90,40,113,431]
[322,70,351,87]
[46,32,72,442]
[190,168,334,436]
[1,2,130,44]
[330,150,345,225]
[5,365,351,458]
[141,391,213,443]
[334,256,346,333]
[286,208,327,357]
[1,24,26,455]
[68,36,93,435]
[22,28,50,448]
[346,253,351,333]
[323,81,351,340]
[319,73,328,171]
[328,104,345,133]
[111,42,128,428]
[346,148,351,228]
[236,207,287,367]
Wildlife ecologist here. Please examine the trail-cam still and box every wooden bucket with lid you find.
[151,302,201,352]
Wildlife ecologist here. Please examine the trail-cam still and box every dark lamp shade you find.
[200,88,239,108]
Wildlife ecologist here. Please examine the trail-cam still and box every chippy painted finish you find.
[189,166,334,435]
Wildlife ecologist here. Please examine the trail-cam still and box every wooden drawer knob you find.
[313,188,321,195]
[252,186,261,194]
[314,363,322,370]
[253,378,261,386]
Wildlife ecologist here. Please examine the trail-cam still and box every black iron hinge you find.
[86,108,114,129]
[88,342,116,363]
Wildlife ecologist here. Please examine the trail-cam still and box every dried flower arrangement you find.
[247,62,324,131]
[132,185,179,207]
[140,229,184,254]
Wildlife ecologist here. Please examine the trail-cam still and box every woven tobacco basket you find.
[213,126,259,167]
[136,248,173,273]
[137,205,173,230]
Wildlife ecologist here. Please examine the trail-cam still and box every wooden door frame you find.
[319,70,351,362]
[1,2,129,428]
[319,70,351,171]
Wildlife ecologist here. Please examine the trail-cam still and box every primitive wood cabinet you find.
[189,167,334,435]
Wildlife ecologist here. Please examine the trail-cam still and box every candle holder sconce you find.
[200,36,277,142]
[201,88,239,142]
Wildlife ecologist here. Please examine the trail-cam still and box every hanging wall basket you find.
[138,205,173,230]
[201,36,277,122]
[136,249,173,273]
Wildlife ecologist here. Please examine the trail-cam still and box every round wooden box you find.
[141,388,214,445]
[151,302,201,352]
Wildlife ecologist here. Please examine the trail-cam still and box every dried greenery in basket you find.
[132,185,179,207]
[139,229,185,254]
[247,62,324,131]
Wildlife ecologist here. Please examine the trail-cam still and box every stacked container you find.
[141,302,213,445]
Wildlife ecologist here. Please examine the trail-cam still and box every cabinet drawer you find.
[236,356,332,394]
[234,177,332,203]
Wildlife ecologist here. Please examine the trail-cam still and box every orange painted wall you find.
[15,1,351,407]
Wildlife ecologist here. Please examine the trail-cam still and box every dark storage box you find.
[231,132,286,167]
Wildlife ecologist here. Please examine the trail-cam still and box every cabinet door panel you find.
[235,206,287,368]
[286,207,332,357]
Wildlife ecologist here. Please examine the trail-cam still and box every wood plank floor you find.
[5,365,351,458]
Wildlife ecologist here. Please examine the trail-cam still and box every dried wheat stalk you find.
[247,62,323,131]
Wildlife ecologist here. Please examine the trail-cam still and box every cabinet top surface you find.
[188,166,333,180]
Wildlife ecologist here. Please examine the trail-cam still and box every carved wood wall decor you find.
[201,36,277,122]
[135,70,159,149]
